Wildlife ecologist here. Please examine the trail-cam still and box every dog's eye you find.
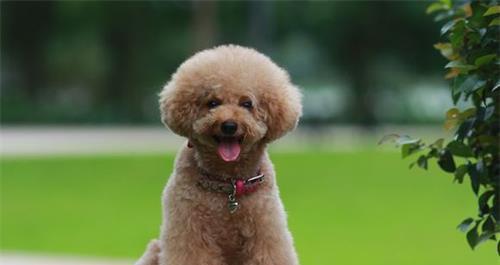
[207,100,221,109]
[240,100,253,110]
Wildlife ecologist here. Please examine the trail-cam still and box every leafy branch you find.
[382,0,499,254]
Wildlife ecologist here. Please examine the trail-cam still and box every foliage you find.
[382,0,500,254]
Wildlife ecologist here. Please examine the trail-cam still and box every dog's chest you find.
[213,210,253,263]
[198,197,256,257]
[204,204,249,241]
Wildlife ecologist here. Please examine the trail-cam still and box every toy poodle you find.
[136,45,302,265]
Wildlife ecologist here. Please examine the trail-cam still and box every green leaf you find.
[441,19,458,35]
[433,42,451,50]
[417,155,428,170]
[468,163,480,195]
[484,106,495,120]
[450,20,466,49]
[493,197,499,225]
[483,5,500,16]
[427,2,447,14]
[445,108,460,119]
[466,223,479,249]
[444,108,460,130]
[478,190,494,215]
[397,137,420,146]
[476,159,487,179]
[457,75,486,94]
[401,141,422,158]
[472,92,482,108]
[463,3,473,17]
[478,28,487,38]
[452,90,461,105]
[454,164,468,184]
[447,140,474,157]
[445,61,477,71]
[468,32,482,46]
[460,108,476,119]
[478,135,496,146]
[457,217,474,232]
[452,75,466,96]
[498,241,499,256]
[434,10,454,22]
[384,135,422,159]
[378,134,400,145]
[474,54,497,67]
[430,138,444,149]
[481,215,495,233]
[470,80,486,93]
[379,134,420,147]
[455,119,474,141]
[434,42,457,60]
[439,0,451,6]
[427,148,439,158]
[489,18,500,26]
[458,76,480,93]
[493,80,500,92]
[477,231,495,247]
[438,150,456,173]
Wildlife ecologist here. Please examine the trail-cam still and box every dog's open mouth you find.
[213,135,243,162]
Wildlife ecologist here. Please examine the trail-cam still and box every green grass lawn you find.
[1,151,497,264]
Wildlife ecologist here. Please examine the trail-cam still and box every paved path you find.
[0,126,183,155]
[0,253,132,265]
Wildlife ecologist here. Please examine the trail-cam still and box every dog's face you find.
[160,45,302,162]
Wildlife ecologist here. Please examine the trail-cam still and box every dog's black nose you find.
[221,121,238,135]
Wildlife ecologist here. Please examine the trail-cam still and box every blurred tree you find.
[247,1,273,53]
[334,1,442,127]
[1,1,53,103]
[336,2,383,127]
[0,0,444,125]
[193,1,217,51]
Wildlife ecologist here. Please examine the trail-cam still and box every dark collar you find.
[197,169,265,213]
[197,170,265,196]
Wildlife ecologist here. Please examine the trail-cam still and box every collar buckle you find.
[198,171,265,213]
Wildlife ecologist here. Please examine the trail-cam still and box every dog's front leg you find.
[159,207,227,265]
[159,226,227,265]
[243,230,298,265]
[242,202,299,265]
[135,239,160,265]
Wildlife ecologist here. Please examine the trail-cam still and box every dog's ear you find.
[260,83,302,142]
[159,81,198,137]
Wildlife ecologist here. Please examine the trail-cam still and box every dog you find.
[136,45,302,265]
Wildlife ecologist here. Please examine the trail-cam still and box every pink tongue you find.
[217,140,241,162]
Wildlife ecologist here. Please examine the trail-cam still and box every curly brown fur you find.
[136,45,302,265]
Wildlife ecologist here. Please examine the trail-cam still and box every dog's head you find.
[159,45,302,162]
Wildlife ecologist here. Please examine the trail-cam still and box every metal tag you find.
[228,181,239,213]
[228,194,239,213]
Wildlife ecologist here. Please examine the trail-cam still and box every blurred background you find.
[0,1,497,265]
[1,0,451,125]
